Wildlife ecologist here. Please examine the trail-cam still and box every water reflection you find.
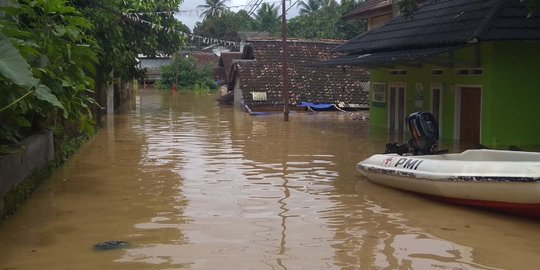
[351,197,500,270]
[0,88,539,270]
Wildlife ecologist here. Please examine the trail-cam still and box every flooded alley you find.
[0,88,539,270]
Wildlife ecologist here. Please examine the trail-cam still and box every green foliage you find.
[73,0,186,81]
[193,10,254,41]
[251,3,280,34]
[298,0,323,16]
[0,0,98,152]
[288,0,366,40]
[197,0,230,20]
[0,35,38,89]
[157,56,218,91]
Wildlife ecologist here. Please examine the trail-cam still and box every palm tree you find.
[298,0,322,16]
[253,3,279,32]
[322,0,338,9]
[197,0,229,20]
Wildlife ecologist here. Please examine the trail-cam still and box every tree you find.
[197,0,230,20]
[158,56,217,91]
[298,0,323,16]
[322,0,338,9]
[194,10,254,42]
[252,3,280,33]
[1,0,99,149]
[289,0,366,39]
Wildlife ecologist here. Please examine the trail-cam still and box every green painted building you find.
[328,0,540,150]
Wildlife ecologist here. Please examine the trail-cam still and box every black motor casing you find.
[406,111,439,155]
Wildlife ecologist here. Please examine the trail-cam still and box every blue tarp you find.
[297,102,334,109]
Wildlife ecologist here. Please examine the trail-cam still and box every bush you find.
[0,0,98,154]
[157,56,218,92]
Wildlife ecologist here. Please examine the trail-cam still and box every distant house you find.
[237,31,270,53]
[227,38,370,110]
[185,51,221,82]
[329,0,540,149]
[138,57,171,84]
[342,0,393,30]
[218,51,242,84]
[187,51,220,68]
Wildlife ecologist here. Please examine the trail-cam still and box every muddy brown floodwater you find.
[1,88,539,270]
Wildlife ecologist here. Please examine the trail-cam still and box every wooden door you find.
[459,87,481,145]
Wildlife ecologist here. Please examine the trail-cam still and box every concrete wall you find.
[0,130,54,209]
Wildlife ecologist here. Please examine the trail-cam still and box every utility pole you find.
[281,0,290,121]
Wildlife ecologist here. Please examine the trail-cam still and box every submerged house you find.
[138,56,171,84]
[218,51,242,85]
[227,38,370,110]
[327,0,540,149]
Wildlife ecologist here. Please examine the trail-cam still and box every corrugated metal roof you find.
[334,0,540,54]
[139,58,171,69]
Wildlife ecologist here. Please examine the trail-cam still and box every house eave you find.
[319,45,479,69]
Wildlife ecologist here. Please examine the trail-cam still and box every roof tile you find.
[231,40,370,107]
[334,0,540,54]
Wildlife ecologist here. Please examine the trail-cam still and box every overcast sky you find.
[177,0,301,30]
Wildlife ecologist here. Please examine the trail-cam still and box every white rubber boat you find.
[357,149,540,218]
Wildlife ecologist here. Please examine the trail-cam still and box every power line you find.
[122,0,301,47]
[238,0,266,26]
[248,0,299,36]
[128,0,286,17]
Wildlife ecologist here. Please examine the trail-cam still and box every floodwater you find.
[0,88,539,270]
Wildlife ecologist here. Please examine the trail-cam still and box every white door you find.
[388,83,406,141]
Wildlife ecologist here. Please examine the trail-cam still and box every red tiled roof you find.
[189,52,219,66]
[219,52,242,82]
[230,39,370,108]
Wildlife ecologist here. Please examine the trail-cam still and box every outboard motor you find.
[385,111,440,155]
[406,112,439,155]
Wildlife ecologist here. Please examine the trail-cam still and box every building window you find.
[431,69,443,76]
[389,69,407,75]
[456,68,483,76]
[251,92,267,101]
[371,82,387,103]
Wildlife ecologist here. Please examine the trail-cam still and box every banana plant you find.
[0,0,98,150]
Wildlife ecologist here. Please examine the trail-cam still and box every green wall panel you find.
[487,41,540,149]
[367,42,540,149]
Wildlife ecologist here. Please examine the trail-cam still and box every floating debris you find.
[93,240,129,251]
